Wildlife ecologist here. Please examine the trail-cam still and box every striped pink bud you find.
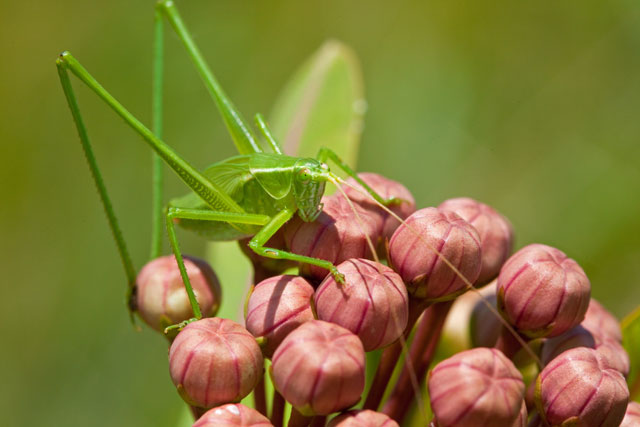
[428,348,525,427]
[271,320,365,415]
[343,172,416,242]
[135,255,221,333]
[536,347,629,427]
[327,409,399,427]
[315,259,409,351]
[245,275,315,358]
[284,195,380,283]
[621,401,640,427]
[193,403,272,427]
[438,197,514,286]
[497,244,590,338]
[169,318,263,409]
[389,207,482,301]
[581,298,623,343]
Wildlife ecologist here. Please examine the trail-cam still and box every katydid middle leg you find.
[163,207,345,331]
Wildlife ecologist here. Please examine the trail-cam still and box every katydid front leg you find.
[317,147,406,207]
[248,209,346,284]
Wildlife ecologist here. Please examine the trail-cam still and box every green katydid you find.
[56,0,396,330]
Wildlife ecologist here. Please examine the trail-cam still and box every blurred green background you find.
[2,0,640,425]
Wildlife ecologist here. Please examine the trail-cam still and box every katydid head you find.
[292,159,331,222]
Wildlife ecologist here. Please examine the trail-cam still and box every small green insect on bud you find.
[168,318,263,409]
[438,197,514,286]
[536,347,629,427]
[135,255,221,334]
[388,207,482,301]
[314,258,409,352]
[327,409,399,427]
[193,403,273,427]
[428,348,525,427]
[497,244,590,338]
[245,275,315,358]
[270,320,365,416]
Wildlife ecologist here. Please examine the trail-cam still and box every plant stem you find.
[254,364,267,416]
[310,416,326,427]
[288,407,311,427]
[271,390,286,427]
[363,298,429,410]
[382,301,453,422]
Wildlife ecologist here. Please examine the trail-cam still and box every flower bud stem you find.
[363,299,430,410]
[288,408,311,427]
[383,301,453,423]
[253,365,267,416]
[310,416,326,426]
[494,326,528,360]
[271,390,286,427]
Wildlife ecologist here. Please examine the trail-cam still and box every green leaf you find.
[622,306,640,402]
[269,39,366,168]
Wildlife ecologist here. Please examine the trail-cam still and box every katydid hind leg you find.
[248,209,346,284]
[56,52,246,217]
[156,0,261,155]
[150,8,165,260]
[57,55,138,320]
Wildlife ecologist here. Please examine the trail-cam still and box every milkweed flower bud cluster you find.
[134,172,632,426]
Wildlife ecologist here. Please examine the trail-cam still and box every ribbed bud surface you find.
[136,255,221,332]
[245,275,315,358]
[169,318,263,408]
[438,197,514,285]
[284,195,380,283]
[193,403,273,427]
[327,409,399,426]
[343,172,416,242]
[271,320,365,415]
[536,347,629,427]
[581,298,623,343]
[428,348,524,427]
[497,244,590,338]
[389,207,482,301]
[621,401,640,427]
[315,259,408,351]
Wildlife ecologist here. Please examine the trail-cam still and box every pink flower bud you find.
[540,325,596,365]
[497,244,590,338]
[389,207,482,301]
[594,338,630,376]
[621,401,640,427]
[342,172,416,242]
[536,347,629,427]
[284,195,380,283]
[511,401,527,427]
[581,298,623,343]
[315,259,409,351]
[239,232,295,279]
[438,197,514,286]
[193,403,272,427]
[271,320,365,415]
[169,318,263,409]
[136,255,221,333]
[428,348,525,427]
[327,409,399,427]
[245,275,315,358]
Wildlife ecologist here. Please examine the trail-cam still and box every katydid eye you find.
[299,168,311,181]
